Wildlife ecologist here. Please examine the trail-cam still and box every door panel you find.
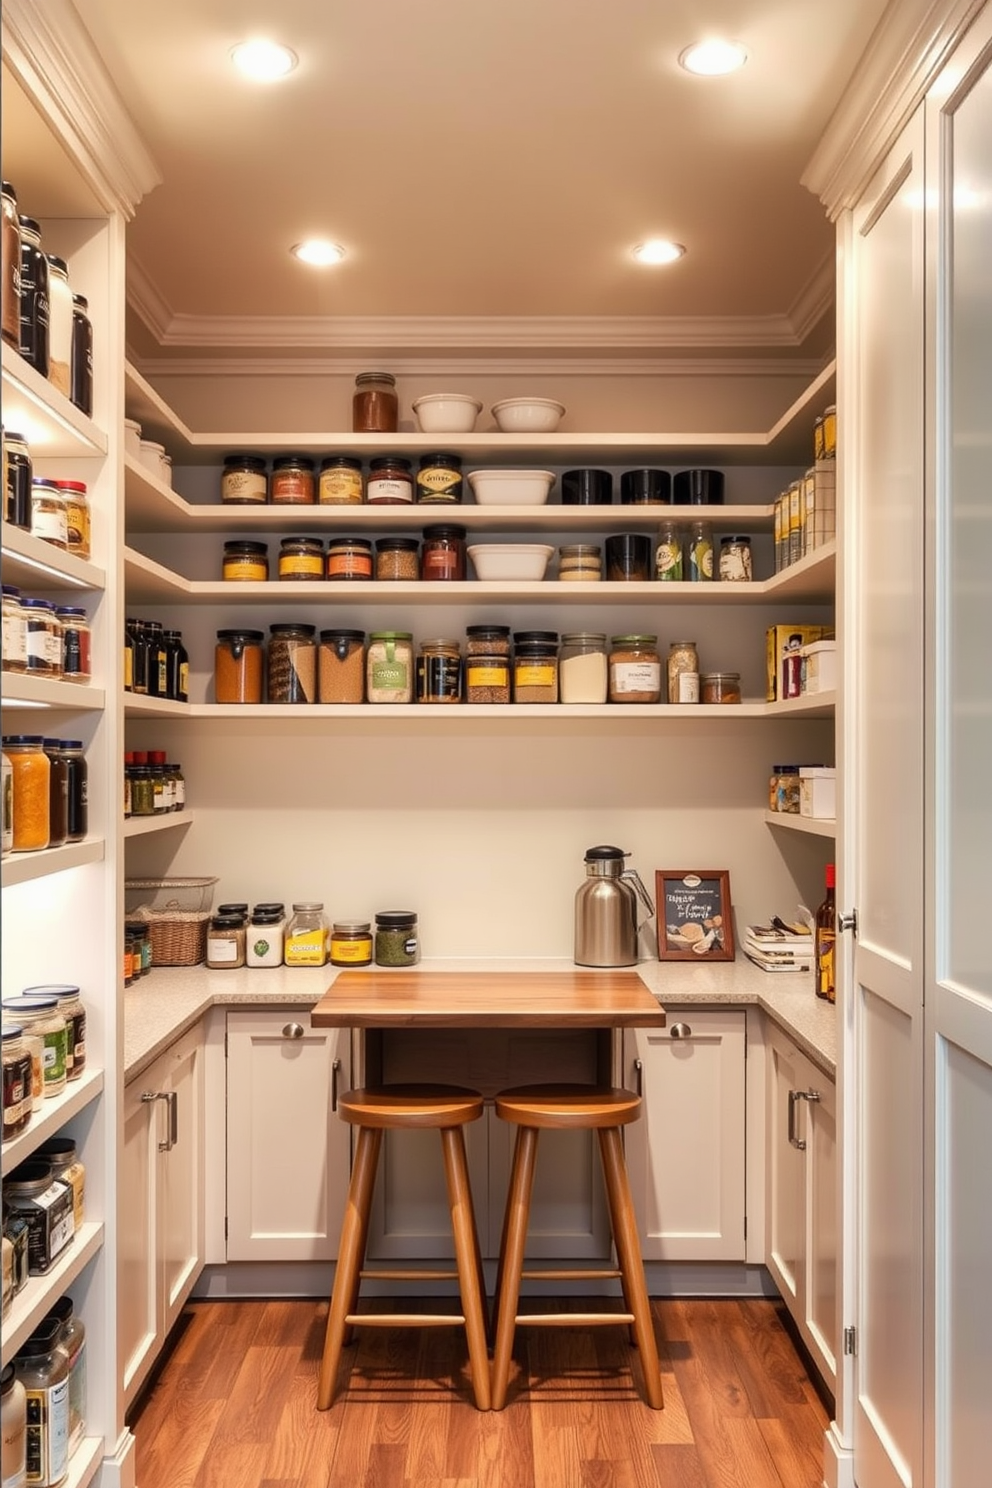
[160,1031,204,1332]
[119,1078,157,1404]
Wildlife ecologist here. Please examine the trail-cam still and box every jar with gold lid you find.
[329,921,373,967]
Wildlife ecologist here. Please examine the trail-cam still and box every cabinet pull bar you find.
[331,1056,341,1111]
[788,1089,806,1149]
[633,1057,643,1097]
[141,1090,174,1151]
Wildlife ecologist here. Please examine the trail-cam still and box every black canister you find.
[604,533,652,581]
[17,216,49,376]
[70,293,93,416]
[620,468,671,505]
[673,468,724,505]
[562,468,613,505]
[4,430,32,529]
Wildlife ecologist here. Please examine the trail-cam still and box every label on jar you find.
[367,476,413,504]
[31,503,68,546]
[369,658,409,693]
[466,661,509,687]
[271,473,314,503]
[65,499,91,555]
[515,663,555,688]
[319,469,363,503]
[222,471,267,503]
[656,540,683,580]
[611,661,661,694]
[2,610,27,665]
[24,1376,70,1486]
[417,468,462,500]
[224,559,268,581]
[285,930,327,965]
[279,554,323,579]
[207,936,241,964]
[327,548,372,579]
[330,937,373,964]
[688,539,713,581]
[676,671,700,703]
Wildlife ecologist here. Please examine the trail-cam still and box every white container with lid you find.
[799,640,837,695]
[123,418,142,457]
[799,766,836,819]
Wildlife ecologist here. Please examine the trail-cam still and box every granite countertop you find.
[123,955,837,1081]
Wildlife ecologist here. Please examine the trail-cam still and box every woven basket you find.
[129,905,210,967]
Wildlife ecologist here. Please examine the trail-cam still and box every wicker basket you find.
[125,877,218,967]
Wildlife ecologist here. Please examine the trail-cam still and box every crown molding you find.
[2,0,161,216]
[803,0,985,217]
[129,352,828,381]
[787,253,836,344]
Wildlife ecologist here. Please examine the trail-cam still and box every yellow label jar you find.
[222,541,269,581]
[285,903,329,966]
[278,537,324,581]
[319,456,364,504]
[329,921,373,967]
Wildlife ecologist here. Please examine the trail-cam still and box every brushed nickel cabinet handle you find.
[282,1022,305,1040]
[669,1021,692,1039]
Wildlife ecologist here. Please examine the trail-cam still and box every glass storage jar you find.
[655,521,683,581]
[22,600,62,677]
[13,1314,70,1487]
[465,624,510,656]
[214,629,264,704]
[366,632,413,703]
[1,736,50,851]
[30,478,67,549]
[687,520,713,582]
[604,533,651,582]
[58,740,87,842]
[366,455,413,504]
[326,536,373,580]
[48,1295,86,1454]
[416,453,462,504]
[4,429,32,529]
[221,453,268,504]
[318,629,365,703]
[24,986,85,1081]
[557,544,602,581]
[41,739,68,849]
[718,535,753,582]
[222,541,269,581]
[513,636,559,703]
[319,456,363,504]
[267,623,317,703]
[353,371,398,432]
[420,524,466,580]
[36,1137,85,1233]
[700,671,742,704]
[285,903,329,966]
[1,996,67,1097]
[608,636,661,703]
[375,536,419,580]
[278,536,323,581]
[2,585,27,673]
[329,921,373,967]
[70,292,93,416]
[2,1026,32,1140]
[270,454,316,504]
[54,480,90,559]
[206,914,246,969]
[666,639,699,704]
[416,639,462,703]
[55,607,91,683]
[2,749,12,857]
[374,911,419,967]
[45,253,72,396]
[1,180,20,349]
[560,633,608,704]
[246,910,285,968]
[17,216,49,376]
[464,652,510,704]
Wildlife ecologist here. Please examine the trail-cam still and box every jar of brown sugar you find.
[215,629,264,703]
[375,537,419,581]
[270,454,316,504]
[608,636,661,703]
[318,629,365,703]
[353,371,398,432]
[319,456,363,505]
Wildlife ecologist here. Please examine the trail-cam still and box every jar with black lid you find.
[206,914,246,969]
[420,523,466,580]
[353,371,398,432]
[268,623,317,703]
[55,607,91,683]
[17,216,49,376]
[4,429,32,528]
[278,536,323,581]
[2,1026,32,1140]
[221,453,268,504]
[318,628,365,703]
[367,455,413,505]
[30,478,67,549]
[375,536,419,581]
[1,180,20,349]
[223,540,269,581]
[513,633,559,704]
[465,624,510,656]
[270,454,316,505]
[416,639,462,703]
[326,536,373,580]
[41,739,68,848]
[70,292,93,416]
[417,453,463,504]
[59,740,88,841]
[319,455,364,505]
[374,911,419,966]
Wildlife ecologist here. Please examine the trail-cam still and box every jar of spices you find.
[4,430,32,529]
[48,1296,86,1454]
[1,997,67,1097]
[2,750,12,857]
[700,671,742,705]
[55,607,91,683]
[465,624,510,656]
[58,740,88,842]
[374,911,419,967]
[268,623,317,704]
[558,544,602,582]
[2,586,27,673]
[278,536,324,581]
[246,910,285,968]
[366,631,413,703]
[222,540,269,581]
[666,640,700,704]
[214,629,264,704]
[0,1360,27,1488]
[375,536,419,581]
[221,453,268,504]
[25,986,85,1082]
[22,599,62,677]
[30,478,67,549]
[353,371,398,433]
[420,523,466,580]
[822,405,837,459]
[776,766,802,814]
[206,914,246,969]
[41,739,68,849]
[464,651,510,704]
[687,520,713,582]
[18,217,49,376]
[329,921,373,967]
[285,903,329,966]
[560,633,608,704]
[1,737,49,851]
[326,536,373,580]
[127,765,154,817]
[513,635,559,704]
[416,639,462,703]
[416,453,463,504]
[319,629,365,703]
[1,181,20,350]
[13,1315,70,1485]
[36,1138,85,1233]
[366,455,413,505]
[45,254,72,397]
[70,292,93,416]
[2,1026,32,1141]
[655,521,684,581]
[319,456,364,504]
[608,636,661,704]
[718,535,753,582]
[270,454,316,505]
[604,534,652,582]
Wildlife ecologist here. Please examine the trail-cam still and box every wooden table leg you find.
[490,1124,539,1411]
[441,1125,492,1410]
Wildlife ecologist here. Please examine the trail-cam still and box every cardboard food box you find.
[800,766,836,819]
[800,639,837,694]
[765,624,833,701]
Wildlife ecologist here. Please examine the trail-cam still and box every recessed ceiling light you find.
[291,240,346,267]
[632,240,685,266]
[679,40,748,77]
[230,40,298,81]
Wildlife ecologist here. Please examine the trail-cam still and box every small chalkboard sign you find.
[655,870,734,961]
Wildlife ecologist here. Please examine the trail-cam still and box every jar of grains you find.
[558,544,602,581]
[416,639,462,703]
[420,524,466,580]
[56,480,90,559]
[700,671,742,704]
[416,453,462,504]
[222,541,269,581]
[655,521,684,581]
[366,455,414,504]
[1,736,49,850]
[374,911,419,967]
[221,453,268,504]
[465,624,510,656]
[375,536,419,580]
[319,456,364,504]
[353,371,398,433]
[560,633,608,703]
[326,536,373,580]
[513,635,559,703]
[608,636,661,703]
[278,536,323,581]
[206,914,246,969]
[718,535,753,582]
[268,623,317,703]
[464,651,510,703]
[366,632,413,703]
[329,920,373,967]
[270,454,316,504]
[30,478,67,549]
[666,639,700,704]
[318,629,365,703]
[215,629,264,704]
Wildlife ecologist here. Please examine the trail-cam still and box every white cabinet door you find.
[226,1011,350,1262]
[120,1073,159,1406]
[159,1026,205,1336]
[624,1010,746,1262]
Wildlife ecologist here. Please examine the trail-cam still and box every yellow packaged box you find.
[765,624,833,702]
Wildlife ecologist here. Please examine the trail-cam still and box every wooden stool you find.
[316,1083,491,1411]
[490,1083,664,1410]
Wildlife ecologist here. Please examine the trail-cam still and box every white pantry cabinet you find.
[764,1019,837,1393]
[225,1011,350,1262]
[119,1024,205,1409]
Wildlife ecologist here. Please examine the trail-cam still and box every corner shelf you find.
[1,1067,105,1174]
[764,810,836,838]
[1,838,105,888]
[124,811,193,837]
[1,1222,105,1362]
[2,521,106,592]
[1,343,108,459]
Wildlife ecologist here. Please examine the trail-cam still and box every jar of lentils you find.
[375,536,419,580]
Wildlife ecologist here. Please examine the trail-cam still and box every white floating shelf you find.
[1,1222,105,1362]
[764,811,837,838]
[2,521,106,591]
[1,838,105,888]
[1,674,106,711]
[167,700,834,721]
[0,1068,105,1175]
[124,810,194,837]
[2,343,108,458]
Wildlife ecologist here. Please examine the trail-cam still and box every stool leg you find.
[491,1124,539,1411]
[440,1126,492,1410]
[597,1126,664,1410]
[317,1125,382,1410]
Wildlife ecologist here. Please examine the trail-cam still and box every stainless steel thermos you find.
[574,845,654,967]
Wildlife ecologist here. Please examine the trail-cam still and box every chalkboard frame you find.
[655,870,734,962]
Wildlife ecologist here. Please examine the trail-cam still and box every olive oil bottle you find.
[814,864,836,1003]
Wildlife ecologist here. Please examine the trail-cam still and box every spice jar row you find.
[1,1294,88,1486]
[3,1142,85,1291]
[200,901,420,970]
[123,750,186,817]
[3,430,93,558]
[2,737,89,855]
[123,617,188,699]
[2,180,94,414]
[221,450,465,506]
[213,625,744,706]
[3,587,92,683]
[1,986,87,1131]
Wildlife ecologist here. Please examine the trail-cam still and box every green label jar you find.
[367,632,413,703]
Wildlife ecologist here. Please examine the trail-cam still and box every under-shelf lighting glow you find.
[632,240,685,266]
[291,240,346,267]
[230,40,298,81]
[679,40,748,76]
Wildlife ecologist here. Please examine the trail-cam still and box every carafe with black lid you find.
[574,845,654,967]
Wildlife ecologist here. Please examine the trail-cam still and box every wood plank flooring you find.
[129,1297,830,1488]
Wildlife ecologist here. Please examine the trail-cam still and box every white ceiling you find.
[66,0,893,362]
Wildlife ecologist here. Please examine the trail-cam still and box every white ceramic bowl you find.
[412,392,483,433]
[491,397,566,433]
[468,543,554,581]
[467,468,556,506]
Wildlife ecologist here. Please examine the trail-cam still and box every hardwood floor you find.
[130,1297,830,1488]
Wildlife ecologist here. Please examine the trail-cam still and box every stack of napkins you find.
[744,920,814,973]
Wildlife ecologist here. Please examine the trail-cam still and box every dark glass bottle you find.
[144,621,167,697]
[814,863,836,1003]
[129,619,149,695]
[42,738,69,848]
[163,629,189,702]
[61,739,88,842]
[70,293,93,416]
[17,215,49,375]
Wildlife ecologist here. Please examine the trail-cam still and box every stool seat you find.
[496,1083,642,1129]
[317,1083,491,1411]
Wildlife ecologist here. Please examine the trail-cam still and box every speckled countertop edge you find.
[124,955,836,1081]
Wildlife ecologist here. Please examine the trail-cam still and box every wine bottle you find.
[814,863,836,1003]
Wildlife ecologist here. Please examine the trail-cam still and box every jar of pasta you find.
[1,736,49,851]
[608,636,661,703]
[214,629,264,704]
[268,623,317,703]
